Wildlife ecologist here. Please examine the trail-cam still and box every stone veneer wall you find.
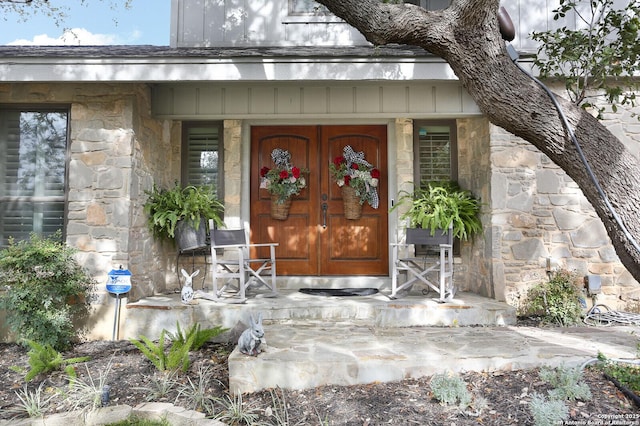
[457,117,492,296]
[223,120,243,227]
[0,83,173,339]
[490,124,640,310]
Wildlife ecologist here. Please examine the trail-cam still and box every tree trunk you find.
[317,0,640,282]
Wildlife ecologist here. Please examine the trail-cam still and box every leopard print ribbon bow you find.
[271,148,292,168]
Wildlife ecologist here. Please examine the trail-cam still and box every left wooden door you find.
[251,126,319,275]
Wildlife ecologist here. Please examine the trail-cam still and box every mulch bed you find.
[0,323,638,424]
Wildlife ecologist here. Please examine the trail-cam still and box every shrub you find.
[529,393,568,426]
[596,353,640,395]
[18,339,90,382]
[539,365,592,402]
[131,322,228,373]
[0,232,96,350]
[523,270,584,326]
[166,321,227,351]
[429,371,472,409]
[129,330,186,372]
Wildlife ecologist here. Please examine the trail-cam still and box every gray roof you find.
[0,44,433,59]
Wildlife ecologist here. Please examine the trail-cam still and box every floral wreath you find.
[259,148,308,204]
[329,145,380,208]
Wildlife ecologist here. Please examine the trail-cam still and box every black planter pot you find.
[175,217,207,251]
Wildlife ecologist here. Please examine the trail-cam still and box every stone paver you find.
[0,404,225,426]
[229,323,640,394]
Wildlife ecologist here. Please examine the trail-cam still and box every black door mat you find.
[298,288,379,297]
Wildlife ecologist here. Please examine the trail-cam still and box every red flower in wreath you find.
[328,145,380,209]
[260,148,308,204]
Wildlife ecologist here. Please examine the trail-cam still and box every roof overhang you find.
[0,45,463,83]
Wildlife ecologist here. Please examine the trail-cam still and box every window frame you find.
[287,0,330,16]
[413,119,458,185]
[412,119,460,255]
[0,104,70,246]
[180,120,224,200]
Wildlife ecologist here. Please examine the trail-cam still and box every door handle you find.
[321,203,328,228]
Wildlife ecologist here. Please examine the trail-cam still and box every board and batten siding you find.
[171,0,632,51]
[151,82,481,119]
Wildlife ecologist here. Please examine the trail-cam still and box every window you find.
[181,121,223,198]
[289,0,330,15]
[405,0,451,10]
[0,106,69,247]
[414,120,457,184]
[413,120,459,254]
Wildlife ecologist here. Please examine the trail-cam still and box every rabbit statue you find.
[238,312,265,356]
[180,268,199,304]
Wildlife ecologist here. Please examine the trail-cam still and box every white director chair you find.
[390,224,454,302]
[206,219,278,302]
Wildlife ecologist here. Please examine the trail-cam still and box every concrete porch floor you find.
[122,285,640,395]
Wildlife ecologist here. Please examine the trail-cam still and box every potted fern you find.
[393,180,482,241]
[144,182,224,250]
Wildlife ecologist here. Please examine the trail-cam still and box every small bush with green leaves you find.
[596,353,640,395]
[130,330,189,372]
[529,392,569,426]
[0,232,96,350]
[131,322,228,373]
[166,321,227,351]
[539,365,592,401]
[12,340,90,382]
[523,270,584,326]
[429,371,472,409]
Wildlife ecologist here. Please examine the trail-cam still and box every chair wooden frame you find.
[390,225,454,301]
[206,219,278,302]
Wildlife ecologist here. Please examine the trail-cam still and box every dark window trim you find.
[181,120,224,200]
[413,119,458,184]
[0,104,70,245]
[412,119,460,255]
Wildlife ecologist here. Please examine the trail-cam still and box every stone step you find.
[228,323,640,394]
[123,290,516,340]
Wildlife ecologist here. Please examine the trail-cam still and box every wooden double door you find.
[250,125,388,276]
